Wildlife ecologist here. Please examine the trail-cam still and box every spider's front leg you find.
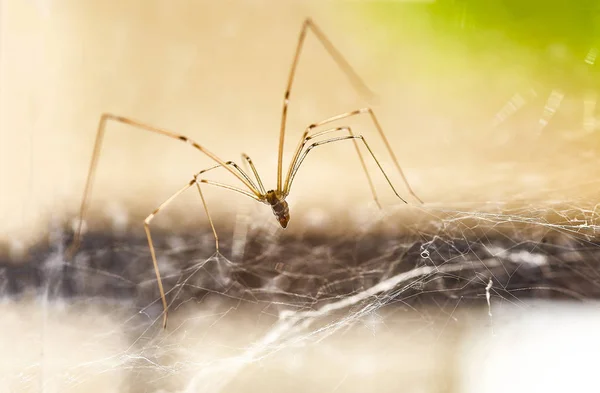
[284,108,423,204]
[144,169,262,329]
[284,125,379,206]
[286,128,410,205]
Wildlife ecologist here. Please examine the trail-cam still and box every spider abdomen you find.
[266,190,290,228]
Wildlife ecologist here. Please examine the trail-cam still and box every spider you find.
[67,18,423,328]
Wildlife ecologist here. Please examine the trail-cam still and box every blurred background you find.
[1,0,598,244]
[1,0,599,392]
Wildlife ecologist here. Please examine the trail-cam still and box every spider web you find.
[2,197,600,392]
[2,2,600,392]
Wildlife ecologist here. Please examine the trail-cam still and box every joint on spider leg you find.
[144,212,156,226]
[241,154,253,165]
[282,92,291,110]
[177,136,203,151]
[193,179,220,253]
[162,311,169,330]
[390,188,409,205]
[102,113,121,122]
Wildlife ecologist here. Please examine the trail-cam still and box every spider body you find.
[265,190,290,228]
[68,18,423,329]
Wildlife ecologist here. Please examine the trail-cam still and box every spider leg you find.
[284,126,380,207]
[284,108,422,204]
[196,160,260,194]
[143,179,194,330]
[276,18,375,193]
[195,178,262,202]
[241,153,266,195]
[144,174,262,329]
[286,131,408,205]
[67,113,261,260]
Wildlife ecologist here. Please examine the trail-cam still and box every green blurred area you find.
[346,0,598,81]
[358,0,598,52]
[339,0,599,141]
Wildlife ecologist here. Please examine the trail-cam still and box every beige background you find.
[2,0,598,247]
[1,2,599,392]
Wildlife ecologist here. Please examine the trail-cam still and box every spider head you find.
[265,190,290,229]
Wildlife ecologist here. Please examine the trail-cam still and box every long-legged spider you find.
[67,18,423,328]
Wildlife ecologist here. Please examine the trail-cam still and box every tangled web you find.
[2,198,600,391]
